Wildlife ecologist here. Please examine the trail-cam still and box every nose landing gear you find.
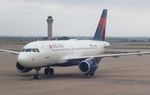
[34,67,41,80]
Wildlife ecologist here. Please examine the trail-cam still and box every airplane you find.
[0,9,150,80]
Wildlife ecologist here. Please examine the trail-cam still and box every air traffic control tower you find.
[47,16,53,40]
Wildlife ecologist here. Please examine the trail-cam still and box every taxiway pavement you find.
[0,44,150,95]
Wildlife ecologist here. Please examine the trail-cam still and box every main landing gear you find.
[34,67,54,80]
[44,67,54,78]
[84,72,95,77]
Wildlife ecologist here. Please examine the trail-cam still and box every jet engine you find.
[79,59,98,76]
[16,62,33,73]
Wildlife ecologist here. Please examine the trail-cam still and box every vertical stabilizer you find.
[93,9,107,41]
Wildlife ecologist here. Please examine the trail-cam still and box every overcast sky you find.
[0,0,150,37]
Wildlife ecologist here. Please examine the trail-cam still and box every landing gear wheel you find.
[49,68,54,76]
[85,73,89,76]
[90,72,94,76]
[44,68,49,75]
[34,74,40,80]
[44,67,54,78]
[84,72,95,77]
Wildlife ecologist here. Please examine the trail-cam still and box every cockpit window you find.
[32,48,36,52]
[21,48,40,52]
[36,49,40,52]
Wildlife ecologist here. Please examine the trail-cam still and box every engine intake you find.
[16,62,33,73]
[79,59,98,75]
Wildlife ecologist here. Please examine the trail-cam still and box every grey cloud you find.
[10,0,150,8]
[1,0,150,37]
[11,0,149,3]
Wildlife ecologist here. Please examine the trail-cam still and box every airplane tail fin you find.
[93,9,107,41]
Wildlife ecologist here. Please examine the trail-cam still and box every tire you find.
[44,68,54,77]
[34,74,40,80]
[90,72,94,76]
[44,68,49,75]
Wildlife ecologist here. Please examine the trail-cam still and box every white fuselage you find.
[18,40,110,67]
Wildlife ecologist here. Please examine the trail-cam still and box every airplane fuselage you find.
[18,40,110,68]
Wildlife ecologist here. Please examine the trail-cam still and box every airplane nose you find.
[17,53,31,67]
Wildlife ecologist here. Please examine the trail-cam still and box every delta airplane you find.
[0,9,150,79]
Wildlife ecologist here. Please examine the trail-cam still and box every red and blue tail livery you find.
[93,9,107,41]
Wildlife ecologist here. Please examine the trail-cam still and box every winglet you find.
[93,9,107,41]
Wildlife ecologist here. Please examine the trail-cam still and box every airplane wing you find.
[67,51,150,60]
[0,49,19,55]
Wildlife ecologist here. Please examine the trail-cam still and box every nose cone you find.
[17,53,32,67]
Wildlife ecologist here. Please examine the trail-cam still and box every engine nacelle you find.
[16,62,33,73]
[79,59,98,75]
